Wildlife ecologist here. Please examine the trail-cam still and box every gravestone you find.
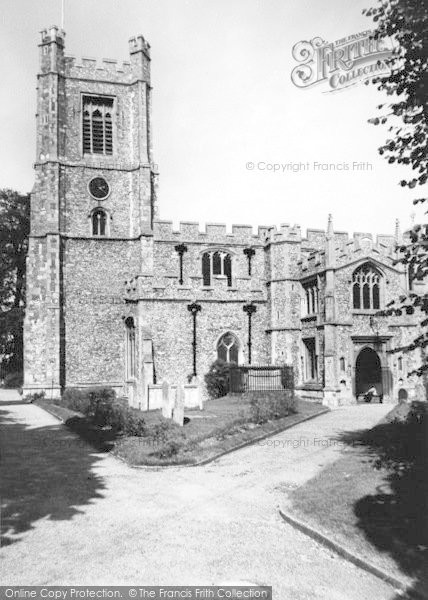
[162,380,172,418]
[173,384,185,426]
[191,375,204,411]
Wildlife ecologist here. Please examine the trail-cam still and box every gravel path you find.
[0,398,400,599]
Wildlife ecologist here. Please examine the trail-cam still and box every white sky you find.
[0,0,424,236]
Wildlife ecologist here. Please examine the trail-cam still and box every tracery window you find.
[83,95,114,155]
[202,251,232,286]
[302,279,319,316]
[352,264,381,310]
[217,332,240,363]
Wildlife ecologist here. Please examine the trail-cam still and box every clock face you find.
[89,177,110,200]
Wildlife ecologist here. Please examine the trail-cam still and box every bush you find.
[24,391,46,403]
[249,392,296,425]
[89,387,116,426]
[60,387,147,436]
[149,420,186,458]
[205,359,232,399]
[61,388,91,414]
[120,407,146,436]
[61,387,116,421]
[153,440,182,459]
[3,371,23,388]
[406,401,427,426]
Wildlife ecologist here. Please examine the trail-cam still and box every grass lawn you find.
[37,395,328,467]
[287,401,428,594]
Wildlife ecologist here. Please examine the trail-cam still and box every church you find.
[23,26,424,408]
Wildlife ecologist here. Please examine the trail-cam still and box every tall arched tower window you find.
[92,209,107,236]
[352,264,381,309]
[217,332,240,363]
[83,95,114,155]
[125,317,136,379]
[202,251,232,286]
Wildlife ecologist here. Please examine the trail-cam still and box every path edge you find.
[278,508,428,600]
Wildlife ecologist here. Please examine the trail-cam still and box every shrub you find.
[153,440,182,459]
[406,401,427,426]
[120,407,146,436]
[148,419,186,458]
[3,371,23,388]
[61,386,147,435]
[205,359,232,399]
[89,388,116,426]
[61,387,116,422]
[24,391,46,403]
[61,388,91,414]
[249,392,296,425]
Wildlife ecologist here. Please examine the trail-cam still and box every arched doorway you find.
[355,347,382,397]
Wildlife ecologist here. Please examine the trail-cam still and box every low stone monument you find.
[173,384,185,426]
[191,375,204,410]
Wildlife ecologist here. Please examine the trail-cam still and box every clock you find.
[89,177,110,200]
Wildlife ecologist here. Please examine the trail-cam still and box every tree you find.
[365,0,428,373]
[0,189,30,379]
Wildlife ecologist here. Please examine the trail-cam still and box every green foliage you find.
[149,420,186,458]
[61,388,92,414]
[404,400,427,426]
[0,189,30,375]
[152,440,182,459]
[249,392,296,425]
[2,371,23,388]
[365,1,428,372]
[60,387,146,435]
[120,407,146,436]
[24,391,46,403]
[204,359,232,398]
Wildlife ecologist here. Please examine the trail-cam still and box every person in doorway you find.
[364,385,378,403]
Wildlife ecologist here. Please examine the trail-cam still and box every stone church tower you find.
[23,26,157,397]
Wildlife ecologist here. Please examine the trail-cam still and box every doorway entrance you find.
[355,347,382,398]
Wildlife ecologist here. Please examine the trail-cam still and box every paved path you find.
[0,399,401,599]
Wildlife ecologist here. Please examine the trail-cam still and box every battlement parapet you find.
[40,26,65,46]
[64,55,135,81]
[231,224,253,237]
[128,35,151,58]
[153,220,308,246]
[300,249,325,275]
[304,229,349,249]
[153,220,265,246]
[265,224,302,244]
[376,234,396,247]
[153,220,399,254]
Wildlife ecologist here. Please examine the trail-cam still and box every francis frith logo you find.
[291,30,392,92]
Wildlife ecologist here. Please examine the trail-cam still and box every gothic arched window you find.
[125,317,136,379]
[202,251,232,286]
[302,279,319,316]
[92,209,107,236]
[83,95,114,155]
[217,332,240,364]
[352,264,381,310]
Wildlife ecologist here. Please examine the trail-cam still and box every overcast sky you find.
[0,0,423,236]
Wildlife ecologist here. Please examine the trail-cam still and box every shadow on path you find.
[0,407,106,547]
[337,402,428,599]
